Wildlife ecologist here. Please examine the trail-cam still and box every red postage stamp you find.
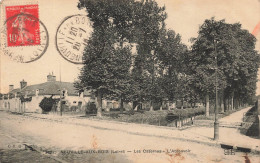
[5,4,40,47]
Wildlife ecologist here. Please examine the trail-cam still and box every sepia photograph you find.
[0,0,260,162]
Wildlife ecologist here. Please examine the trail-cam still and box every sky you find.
[0,0,260,94]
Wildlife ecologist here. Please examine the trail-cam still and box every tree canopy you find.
[77,1,260,117]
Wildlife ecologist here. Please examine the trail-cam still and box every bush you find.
[240,106,259,138]
[39,96,57,113]
[70,106,78,112]
[166,113,178,122]
[167,107,205,119]
[85,102,97,115]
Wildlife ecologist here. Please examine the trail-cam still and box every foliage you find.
[92,108,204,127]
[39,96,57,113]
[78,0,168,115]
[240,106,259,138]
[188,17,260,111]
[85,102,97,115]
[77,1,259,117]
[8,93,15,99]
[158,30,188,102]
[130,0,167,106]
[20,96,32,103]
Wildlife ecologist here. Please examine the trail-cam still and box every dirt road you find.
[0,111,258,163]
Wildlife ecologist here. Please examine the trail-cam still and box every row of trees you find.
[75,0,260,117]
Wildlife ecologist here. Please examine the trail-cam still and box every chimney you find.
[20,79,27,89]
[36,89,39,97]
[9,85,14,92]
[47,72,56,82]
[52,75,56,81]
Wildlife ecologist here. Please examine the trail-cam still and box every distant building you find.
[0,73,92,113]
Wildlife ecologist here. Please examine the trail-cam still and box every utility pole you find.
[213,39,219,140]
[59,64,62,116]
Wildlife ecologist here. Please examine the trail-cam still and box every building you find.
[0,73,92,113]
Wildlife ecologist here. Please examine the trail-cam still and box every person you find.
[11,8,34,45]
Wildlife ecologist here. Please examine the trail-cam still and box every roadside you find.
[180,107,259,153]
[0,130,59,163]
[19,107,260,154]
[1,110,259,163]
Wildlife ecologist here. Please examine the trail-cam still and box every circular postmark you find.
[55,15,93,64]
[0,13,49,63]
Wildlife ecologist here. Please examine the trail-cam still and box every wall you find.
[0,98,20,112]
[65,96,90,110]
[0,95,91,113]
[26,96,44,113]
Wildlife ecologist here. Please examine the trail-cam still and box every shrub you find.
[167,107,205,119]
[166,113,178,122]
[20,96,32,102]
[240,106,259,138]
[39,96,57,113]
[85,102,97,115]
[70,106,78,112]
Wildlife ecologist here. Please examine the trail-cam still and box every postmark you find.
[0,4,49,63]
[55,15,93,64]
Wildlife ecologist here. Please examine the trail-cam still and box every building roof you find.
[9,81,91,97]
[9,88,21,94]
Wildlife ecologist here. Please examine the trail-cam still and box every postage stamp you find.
[5,5,40,47]
[55,15,93,64]
[0,3,49,63]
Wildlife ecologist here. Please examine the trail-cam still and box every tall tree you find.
[157,29,188,107]
[189,18,260,116]
[130,0,167,111]
[78,0,135,117]
[188,18,230,116]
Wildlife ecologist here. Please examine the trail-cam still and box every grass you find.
[240,106,259,138]
[87,107,205,127]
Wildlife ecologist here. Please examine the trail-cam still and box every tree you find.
[79,29,132,117]
[188,17,260,116]
[157,29,188,107]
[39,96,56,113]
[78,0,136,117]
[131,0,167,111]
[78,0,168,114]
[226,23,259,108]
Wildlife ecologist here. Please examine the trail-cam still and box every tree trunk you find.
[96,89,102,117]
[167,101,170,110]
[221,95,224,113]
[205,93,209,117]
[120,98,124,113]
[231,93,234,110]
[224,98,227,112]
[181,98,184,109]
[234,97,238,110]
[227,98,230,111]
[219,92,224,113]
[150,100,154,111]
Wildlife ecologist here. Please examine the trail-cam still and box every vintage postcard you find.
[0,0,259,162]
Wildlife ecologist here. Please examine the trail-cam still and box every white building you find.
[0,73,92,113]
